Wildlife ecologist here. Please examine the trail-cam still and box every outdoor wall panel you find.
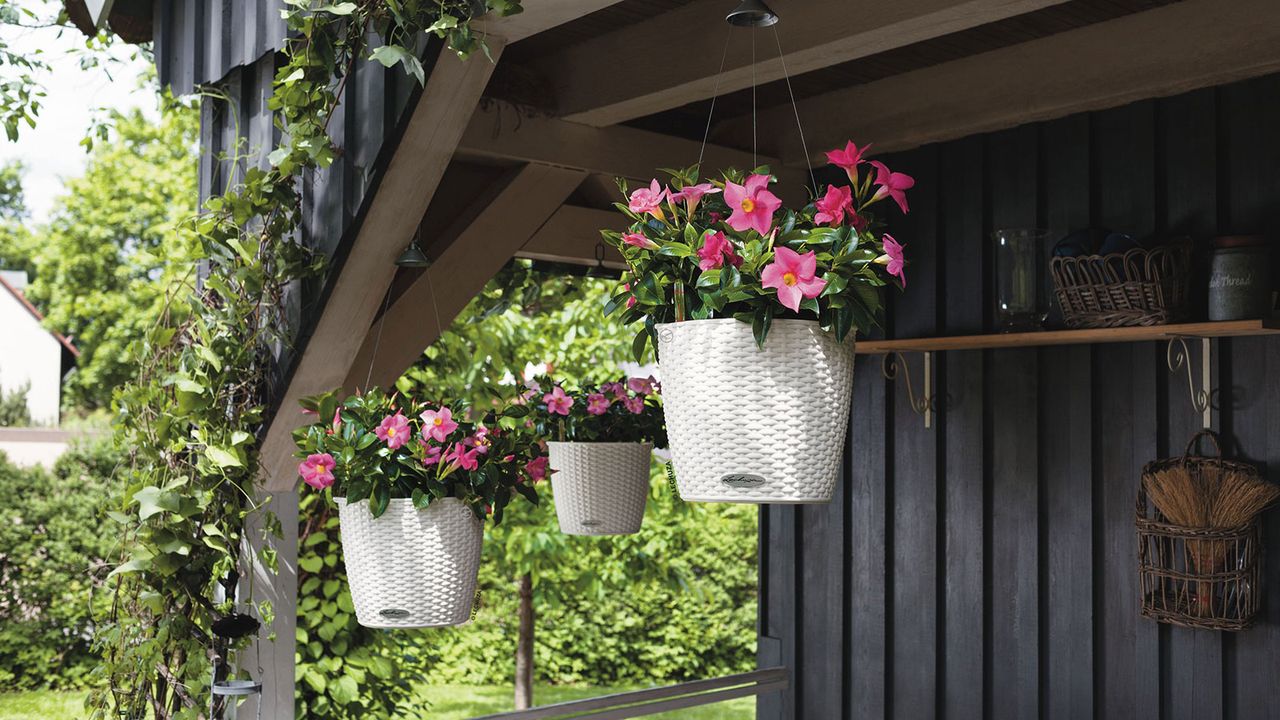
[759,71,1280,720]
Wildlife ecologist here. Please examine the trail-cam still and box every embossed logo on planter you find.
[721,473,766,488]
[379,608,410,619]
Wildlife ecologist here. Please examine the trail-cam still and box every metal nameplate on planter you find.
[721,473,766,488]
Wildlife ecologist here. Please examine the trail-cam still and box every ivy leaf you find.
[369,45,424,85]
[134,486,179,520]
[205,445,244,469]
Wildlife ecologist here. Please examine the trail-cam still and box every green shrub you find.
[0,442,117,689]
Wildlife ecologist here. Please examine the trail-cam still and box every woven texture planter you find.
[548,441,652,535]
[336,496,482,629]
[656,318,855,503]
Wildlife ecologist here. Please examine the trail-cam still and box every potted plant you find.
[293,387,547,628]
[602,141,909,503]
[523,376,667,535]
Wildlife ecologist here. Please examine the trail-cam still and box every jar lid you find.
[1213,235,1267,248]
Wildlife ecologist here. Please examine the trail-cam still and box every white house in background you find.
[0,270,78,425]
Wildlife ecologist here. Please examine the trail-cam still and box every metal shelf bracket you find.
[881,350,936,429]
[1166,336,1212,429]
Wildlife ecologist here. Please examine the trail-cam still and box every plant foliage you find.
[522,375,667,445]
[88,2,521,718]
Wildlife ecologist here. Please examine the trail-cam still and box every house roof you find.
[0,274,80,359]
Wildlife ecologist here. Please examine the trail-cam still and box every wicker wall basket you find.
[1050,242,1191,328]
[548,441,652,535]
[1136,437,1264,631]
[336,496,482,629]
[656,318,855,504]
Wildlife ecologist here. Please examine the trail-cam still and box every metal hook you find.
[881,351,935,428]
[1166,337,1212,429]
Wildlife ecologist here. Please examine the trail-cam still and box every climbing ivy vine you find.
[87,2,521,718]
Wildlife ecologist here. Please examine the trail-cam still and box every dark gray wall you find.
[759,73,1280,720]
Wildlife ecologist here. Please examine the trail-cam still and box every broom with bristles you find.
[1143,434,1279,617]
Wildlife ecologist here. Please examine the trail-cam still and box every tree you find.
[0,160,37,277]
[23,94,199,410]
[397,263,689,709]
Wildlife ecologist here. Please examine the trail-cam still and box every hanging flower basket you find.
[657,318,853,502]
[547,441,654,534]
[294,387,548,628]
[336,496,482,628]
[601,141,910,503]
[523,375,666,534]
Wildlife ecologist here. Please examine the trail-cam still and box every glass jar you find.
[993,228,1051,332]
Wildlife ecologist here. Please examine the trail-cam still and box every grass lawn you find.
[0,690,87,720]
[1,686,753,719]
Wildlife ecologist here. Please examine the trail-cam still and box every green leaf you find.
[751,307,772,349]
[205,445,244,469]
[134,486,179,520]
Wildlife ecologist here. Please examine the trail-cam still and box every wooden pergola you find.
[140,0,1280,716]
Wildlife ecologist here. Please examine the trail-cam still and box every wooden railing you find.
[471,667,788,719]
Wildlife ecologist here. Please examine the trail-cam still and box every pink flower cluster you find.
[540,376,658,417]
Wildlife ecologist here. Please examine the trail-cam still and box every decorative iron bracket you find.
[1166,336,1212,429]
[880,351,936,429]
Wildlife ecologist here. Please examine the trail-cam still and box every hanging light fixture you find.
[725,0,778,27]
[395,240,431,268]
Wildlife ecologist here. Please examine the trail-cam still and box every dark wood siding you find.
[759,72,1280,720]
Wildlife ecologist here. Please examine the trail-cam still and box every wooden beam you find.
[723,0,1280,160]
[259,45,505,492]
[458,103,808,201]
[344,164,588,391]
[478,0,624,43]
[516,205,628,268]
[536,0,1071,127]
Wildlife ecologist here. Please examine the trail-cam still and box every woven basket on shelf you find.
[1136,435,1263,631]
[548,442,652,535]
[656,318,855,504]
[1050,242,1191,328]
[336,496,482,629]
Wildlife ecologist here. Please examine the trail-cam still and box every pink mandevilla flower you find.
[602,381,627,401]
[622,283,636,309]
[723,174,782,236]
[525,456,550,483]
[627,376,655,396]
[670,182,721,215]
[586,393,611,415]
[876,234,907,287]
[813,184,854,227]
[825,141,872,182]
[467,427,491,454]
[628,179,668,220]
[622,232,658,250]
[375,411,411,450]
[543,386,574,416]
[418,441,444,466]
[419,406,457,443]
[623,396,646,414]
[696,230,742,271]
[298,453,336,490]
[448,443,480,471]
[870,161,915,214]
[761,247,828,313]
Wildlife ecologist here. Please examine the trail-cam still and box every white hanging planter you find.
[656,318,855,503]
[548,441,653,535]
[336,496,482,628]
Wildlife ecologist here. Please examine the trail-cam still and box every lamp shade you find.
[725,0,778,27]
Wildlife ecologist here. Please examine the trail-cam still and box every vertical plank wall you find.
[759,72,1280,720]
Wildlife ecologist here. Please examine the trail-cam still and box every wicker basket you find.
[1050,242,1191,328]
[656,319,855,504]
[1136,434,1263,631]
[548,442,652,535]
[336,496,482,629]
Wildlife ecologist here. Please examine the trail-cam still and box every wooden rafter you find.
[721,0,1280,160]
[478,0,625,42]
[517,205,627,269]
[343,163,589,392]
[258,46,505,492]
[457,102,810,202]
[532,0,1072,128]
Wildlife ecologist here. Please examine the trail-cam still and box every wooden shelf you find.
[855,319,1280,354]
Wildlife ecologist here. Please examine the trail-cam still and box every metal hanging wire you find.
[695,2,819,197]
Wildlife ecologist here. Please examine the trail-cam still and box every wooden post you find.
[240,488,299,720]
[515,573,535,709]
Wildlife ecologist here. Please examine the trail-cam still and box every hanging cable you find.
[771,24,817,196]
[750,26,758,168]
[697,24,734,173]
[363,284,393,391]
